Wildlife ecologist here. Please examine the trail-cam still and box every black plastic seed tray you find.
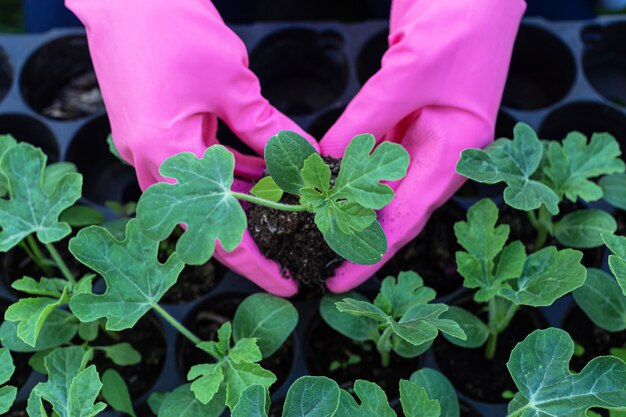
[1,17,626,417]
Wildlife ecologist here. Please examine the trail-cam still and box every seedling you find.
[457,123,624,250]
[451,198,586,359]
[137,131,409,266]
[320,271,467,367]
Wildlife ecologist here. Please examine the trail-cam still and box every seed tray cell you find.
[1,17,626,417]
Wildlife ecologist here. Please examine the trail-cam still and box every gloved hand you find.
[65,0,318,296]
[320,0,526,293]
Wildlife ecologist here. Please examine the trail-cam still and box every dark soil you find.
[42,71,104,120]
[454,182,504,201]
[2,238,90,293]
[0,299,32,388]
[500,203,605,268]
[91,314,166,399]
[377,201,465,296]
[247,158,343,292]
[158,227,226,303]
[434,300,547,403]
[178,295,294,392]
[305,318,421,398]
[616,209,626,236]
[269,400,284,417]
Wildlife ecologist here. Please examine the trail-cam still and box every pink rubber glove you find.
[321,0,527,293]
[65,0,319,296]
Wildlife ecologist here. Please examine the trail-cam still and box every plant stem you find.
[232,192,309,212]
[44,243,76,285]
[22,237,55,277]
[485,332,498,360]
[377,326,394,368]
[153,304,202,345]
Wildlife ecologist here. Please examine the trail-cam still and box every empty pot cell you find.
[539,102,626,145]
[306,107,344,139]
[0,46,12,104]
[502,25,576,110]
[582,23,626,107]
[356,30,387,85]
[66,115,140,204]
[0,114,59,161]
[250,29,348,116]
[20,35,104,120]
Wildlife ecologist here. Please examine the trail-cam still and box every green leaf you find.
[399,380,441,417]
[410,368,459,417]
[323,218,387,265]
[31,346,106,417]
[59,205,105,227]
[392,336,433,359]
[335,380,395,417]
[11,276,68,297]
[336,298,389,322]
[0,134,17,195]
[506,328,626,417]
[374,271,436,318]
[107,134,128,166]
[554,209,617,248]
[97,343,142,366]
[601,173,626,210]
[440,306,489,349]
[78,320,100,342]
[69,220,184,330]
[603,234,626,296]
[224,362,276,411]
[188,364,223,405]
[282,376,341,417]
[233,293,298,358]
[301,153,331,192]
[158,384,226,417]
[230,338,263,363]
[498,247,586,307]
[136,145,246,265]
[250,177,284,202]
[232,385,269,417]
[544,131,625,203]
[331,134,409,210]
[396,304,466,346]
[148,392,167,415]
[265,131,318,194]
[458,124,560,214]
[320,292,379,341]
[0,309,78,352]
[574,268,626,332]
[0,143,82,251]
[43,162,78,194]
[29,350,50,374]
[0,348,15,385]
[5,288,69,347]
[0,385,17,415]
[101,369,137,417]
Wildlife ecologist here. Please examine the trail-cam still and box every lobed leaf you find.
[497,247,586,307]
[456,123,559,214]
[506,328,626,417]
[158,384,226,417]
[5,287,69,347]
[265,131,318,194]
[136,145,246,265]
[11,276,68,297]
[553,209,617,248]
[336,380,396,417]
[439,307,489,349]
[0,143,82,251]
[0,134,17,195]
[0,309,78,352]
[233,293,298,358]
[69,220,184,330]
[331,134,409,210]
[374,271,436,318]
[320,292,379,342]
[29,346,106,417]
[543,131,625,203]
[0,349,17,415]
[410,368,459,417]
[573,268,626,332]
[97,343,142,366]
